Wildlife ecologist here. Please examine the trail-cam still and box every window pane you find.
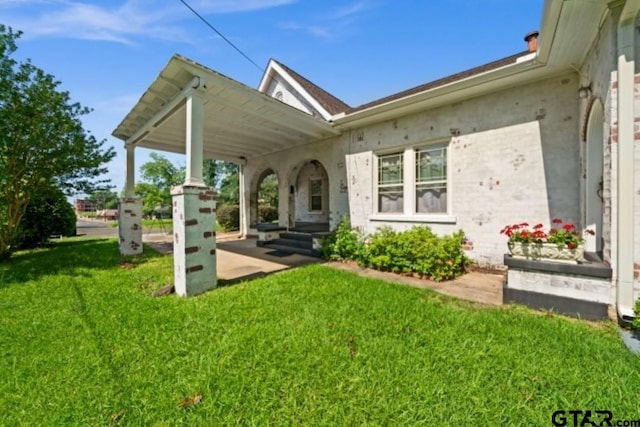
[311,195,322,211]
[415,145,447,213]
[379,153,403,185]
[379,185,403,213]
[309,179,322,211]
[416,185,447,213]
[416,148,446,182]
[310,179,322,195]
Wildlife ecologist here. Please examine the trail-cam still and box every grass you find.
[109,219,227,232]
[1,238,639,425]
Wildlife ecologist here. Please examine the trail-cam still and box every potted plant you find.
[500,218,594,264]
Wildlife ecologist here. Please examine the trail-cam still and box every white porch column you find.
[171,186,217,296]
[185,92,205,186]
[615,2,639,321]
[239,163,247,237]
[172,89,217,296]
[118,144,143,255]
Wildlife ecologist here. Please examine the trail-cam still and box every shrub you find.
[217,204,239,231]
[258,204,278,223]
[634,299,640,331]
[16,186,76,249]
[321,218,368,264]
[323,218,470,281]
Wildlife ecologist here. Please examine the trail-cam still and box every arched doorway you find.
[288,160,329,232]
[585,100,604,253]
[250,168,279,226]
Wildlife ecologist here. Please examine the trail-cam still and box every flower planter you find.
[507,242,584,264]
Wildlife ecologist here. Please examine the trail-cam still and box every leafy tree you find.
[17,185,76,249]
[87,189,118,210]
[134,182,166,218]
[258,173,278,208]
[0,26,115,260]
[218,165,239,205]
[136,152,184,214]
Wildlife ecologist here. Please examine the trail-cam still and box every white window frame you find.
[309,178,323,212]
[371,139,455,224]
[376,151,404,214]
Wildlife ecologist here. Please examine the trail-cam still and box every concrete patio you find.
[143,232,505,305]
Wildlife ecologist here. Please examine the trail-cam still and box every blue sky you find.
[1,0,544,195]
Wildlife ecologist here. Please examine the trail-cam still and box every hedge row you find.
[321,218,470,282]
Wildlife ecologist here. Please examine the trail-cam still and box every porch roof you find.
[112,55,340,164]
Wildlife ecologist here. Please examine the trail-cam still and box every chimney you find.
[524,31,539,52]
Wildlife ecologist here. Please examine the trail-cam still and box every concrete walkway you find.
[143,234,321,285]
[143,234,504,304]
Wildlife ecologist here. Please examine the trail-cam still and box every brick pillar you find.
[118,197,142,256]
[171,185,217,296]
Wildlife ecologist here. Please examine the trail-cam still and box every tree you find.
[17,185,76,249]
[218,163,239,205]
[0,26,116,260]
[86,189,118,210]
[258,173,278,207]
[136,152,184,216]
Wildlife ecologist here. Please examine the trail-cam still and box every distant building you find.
[96,209,118,221]
[75,199,95,213]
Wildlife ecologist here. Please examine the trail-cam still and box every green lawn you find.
[110,219,227,232]
[1,238,639,425]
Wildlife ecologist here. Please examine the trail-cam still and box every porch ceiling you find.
[112,55,340,164]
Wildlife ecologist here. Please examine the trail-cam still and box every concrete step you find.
[263,243,320,257]
[279,232,313,242]
[271,238,312,249]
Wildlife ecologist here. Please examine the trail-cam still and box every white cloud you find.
[333,1,369,19]
[279,1,373,40]
[189,0,296,14]
[1,0,296,44]
[279,22,331,39]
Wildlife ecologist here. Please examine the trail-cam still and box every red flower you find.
[519,222,529,227]
[552,218,562,224]
[567,242,577,249]
[520,230,529,238]
[533,230,547,239]
[563,223,575,231]
[584,229,596,236]
[533,223,544,230]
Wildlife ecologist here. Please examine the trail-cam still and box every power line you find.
[179,0,264,74]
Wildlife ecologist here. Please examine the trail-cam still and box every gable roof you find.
[272,60,351,115]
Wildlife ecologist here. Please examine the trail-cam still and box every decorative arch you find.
[584,97,605,253]
[285,159,330,229]
[249,168,280,227]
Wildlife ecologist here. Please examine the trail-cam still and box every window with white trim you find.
[415,145,447,213]
[309,179,322,211]
[374,141,450,217]
[377,152,404,213]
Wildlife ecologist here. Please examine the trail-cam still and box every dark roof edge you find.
[273,60,351,115]
[348,50,531,114]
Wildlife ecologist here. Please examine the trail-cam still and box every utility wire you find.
[179,0,264,74]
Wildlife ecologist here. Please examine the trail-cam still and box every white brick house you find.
[114,0,639,322]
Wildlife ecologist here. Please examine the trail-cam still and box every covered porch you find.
[112,54,339,296]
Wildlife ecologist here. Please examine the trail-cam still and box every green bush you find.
[633,299,640,331]
[321,218,368,264]
[323,219,470,281]
[217,204,239,231]
[258,204,278,223]
[16,186,76,249]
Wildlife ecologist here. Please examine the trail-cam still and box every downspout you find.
[616,0,640,322]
